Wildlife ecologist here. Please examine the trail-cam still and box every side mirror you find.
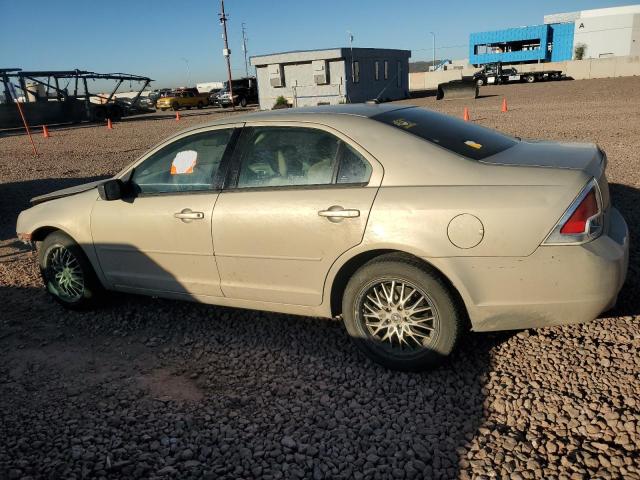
[98,179,125,201]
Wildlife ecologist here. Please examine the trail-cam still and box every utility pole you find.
[430,32,436,70]
[241,23,249,78]
[219,0,234,110]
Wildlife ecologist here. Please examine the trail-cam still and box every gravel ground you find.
[1,78,639,479]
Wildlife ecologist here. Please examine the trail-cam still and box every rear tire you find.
[526,74,536,83]
[239,96,247,108]
[342,254,463,371]
[476,78,485,87]
[38,231,105,310]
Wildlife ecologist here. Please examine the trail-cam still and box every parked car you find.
[16,105,629,371]
[217,77,258,108]
[156,89,208,111]
[149,88,172,104]
[208,88,222,107]
[115,95,155,112]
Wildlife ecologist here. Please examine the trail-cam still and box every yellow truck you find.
[156,88,208,111]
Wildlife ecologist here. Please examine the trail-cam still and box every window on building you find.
[353,60,360,83]
[374,61,380,81]
[384,60,389,80]
[397,62,402,87]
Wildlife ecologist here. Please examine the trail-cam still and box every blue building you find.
[469,23,575,66]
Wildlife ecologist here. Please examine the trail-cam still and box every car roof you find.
[182,103,413,132]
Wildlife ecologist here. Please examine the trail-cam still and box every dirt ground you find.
[1,77,639,479]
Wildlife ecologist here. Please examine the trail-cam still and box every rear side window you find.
[337,144,372,184]
[234,126,372,188]
[372,107,517,160]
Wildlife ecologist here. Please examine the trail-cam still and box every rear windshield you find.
[372,107,517,160]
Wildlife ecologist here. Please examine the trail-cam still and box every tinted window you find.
[373,107,517,160]
[337,144,372,184]
[132,129,233,194]
[236,127,342,188]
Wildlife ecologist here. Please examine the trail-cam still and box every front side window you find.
[131,129,234,194]
[235,127,372,188]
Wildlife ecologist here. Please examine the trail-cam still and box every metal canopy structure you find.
[1,68,154,128]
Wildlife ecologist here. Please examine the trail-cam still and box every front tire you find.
[38,231,104,310]
[342,255,463,371]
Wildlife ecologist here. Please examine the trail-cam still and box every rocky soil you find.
[1,78,639,479]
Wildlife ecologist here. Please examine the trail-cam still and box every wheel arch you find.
[30,225,108,289]
[31,225,63,242]
[328,249,470,326]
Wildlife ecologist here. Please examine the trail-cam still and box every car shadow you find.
[0,269,510,478]
[605,183,639,317]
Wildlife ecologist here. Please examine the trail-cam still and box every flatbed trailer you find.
[473,62,564,87]
[0,69,153,129]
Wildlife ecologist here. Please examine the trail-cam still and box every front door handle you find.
[174,208,205,222]
[318,206,360,222]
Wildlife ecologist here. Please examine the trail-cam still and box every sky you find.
[0,0,635,89]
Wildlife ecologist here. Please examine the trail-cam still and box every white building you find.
[544,4,640,59]
[250,48,411,110]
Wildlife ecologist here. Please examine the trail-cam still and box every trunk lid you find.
[485,140,610,213]
[482,140,604,176]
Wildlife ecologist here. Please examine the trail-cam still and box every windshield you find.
[372,107,518,160]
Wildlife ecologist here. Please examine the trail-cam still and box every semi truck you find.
[473,62,564,86]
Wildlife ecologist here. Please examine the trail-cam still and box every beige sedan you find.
[16,105,629,370]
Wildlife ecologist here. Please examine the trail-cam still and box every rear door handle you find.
[318,206,360,222]
[174,208,205,222]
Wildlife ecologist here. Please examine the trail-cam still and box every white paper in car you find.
[170,150,197,175]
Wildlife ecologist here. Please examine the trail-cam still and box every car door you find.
[91,125,241,296]
[212,122,383,306]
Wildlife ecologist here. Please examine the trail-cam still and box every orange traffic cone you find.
[501,98,508,113]
[42,125,50,138]
[463,107,470,122]
[107,118,113,129]
[175,111,181,121]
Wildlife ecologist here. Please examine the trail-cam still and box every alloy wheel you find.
[357,279,439,354]
[45,245,85,302]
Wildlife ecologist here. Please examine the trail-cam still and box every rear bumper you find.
[428,207,629,331]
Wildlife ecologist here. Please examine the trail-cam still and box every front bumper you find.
[429,207,629,331]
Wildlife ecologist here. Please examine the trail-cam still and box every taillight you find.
[560,189,598,234]
[543,179,603,245]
